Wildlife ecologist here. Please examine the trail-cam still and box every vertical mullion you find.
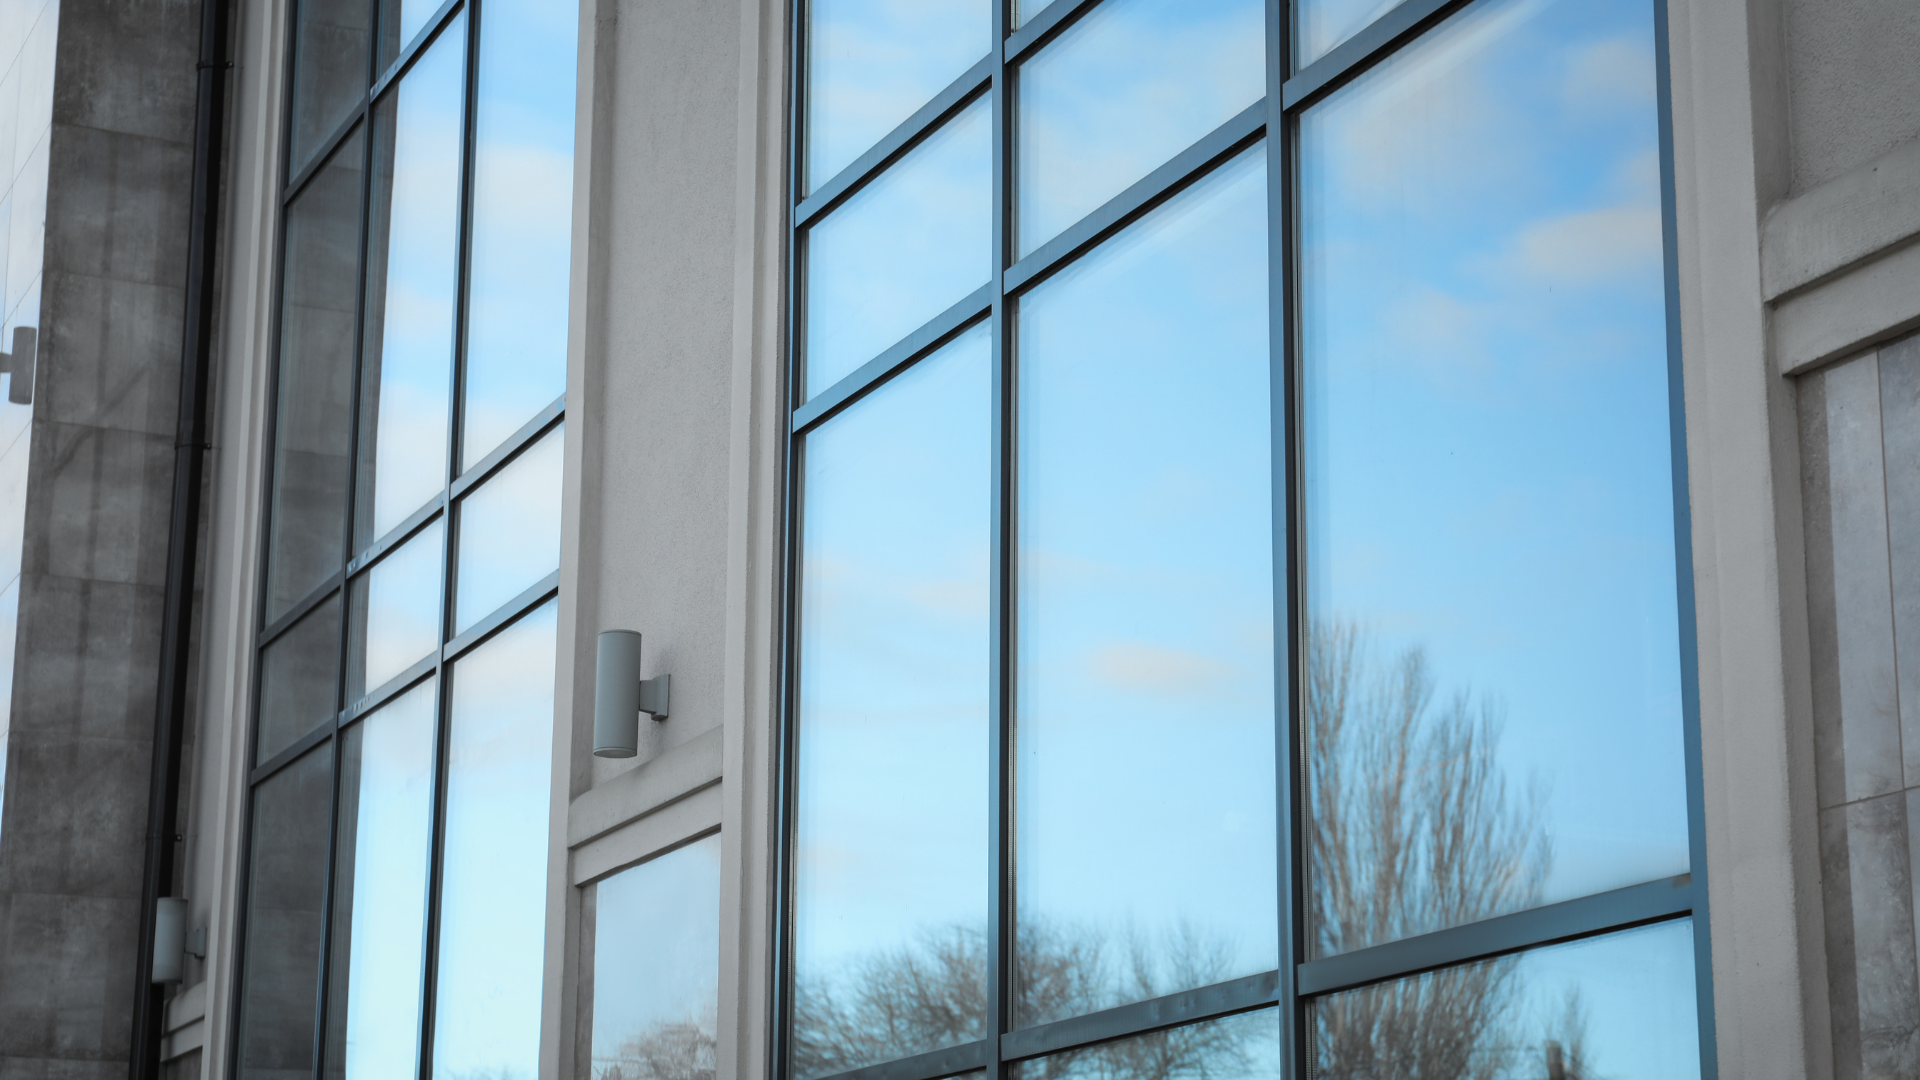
[987,0,1014,1078]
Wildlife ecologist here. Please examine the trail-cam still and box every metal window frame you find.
[227,0,569,1074]
[774,1,1716,1079]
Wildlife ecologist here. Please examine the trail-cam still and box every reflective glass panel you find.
[268,130,365,622]
[1296,0,1409,67]
[290,0,372,176]
[793,325,990,1076]
[433,601,558,1080]
[1299,0,1684,958]
[377,0,437,67]
[804,98,990,400]
[347,518,444,702]
[462,0,576,469]
[1015,147,1274,1027]
[1015,0,1064,28]
[455,424,563,632]
[258,592,343,766]
[1007,1009,1277,1080]
[1016,0,1262,256]
[323,681,438,1080]
[1311,920,1701,1078]
[805,0,988,192]
[591,833,723,1080]
[356,23,464,549]
[236,746,333,1080]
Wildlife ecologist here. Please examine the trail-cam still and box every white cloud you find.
[1512,205,1662,285]
[1562,35,1656,107]
[1089,640,1237,694]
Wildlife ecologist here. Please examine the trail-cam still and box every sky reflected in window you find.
[456,425,562,632]
[348,518,443,700]
[592,833,722,1080]
[1296,0,1408,67]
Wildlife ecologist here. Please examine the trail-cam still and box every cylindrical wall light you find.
[151,897,188,983]
[594,629,670,758]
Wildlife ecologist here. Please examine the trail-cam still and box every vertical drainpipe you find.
[130,0,231,1069]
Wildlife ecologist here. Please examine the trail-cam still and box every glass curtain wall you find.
[781,1,1713,1079]
[233,0,576,1073]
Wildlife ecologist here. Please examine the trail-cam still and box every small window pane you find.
[591,833,723,1080]
[268,130,365,623]
[433,601,558,1080]
[1311,920,1702,1078]
[804,97,990,400]
[455,425,563,632]
[258,592,343,766]
[347,518,444,702]
[462,0,577,469]
[323,681,437,1080]
[793,325,990,1077]
[1015,147,1275,1027]
[1014,0,1063,28]
[290,0,372,176]
[1016,0,1263,256]
[1007,1009,1278,1080]
[356,23,465,549]
[1296,0,1408,68]
[805,0,989,193]
[235,746,334,1080]
[376,0,438,67]
[1299,0,1684,958]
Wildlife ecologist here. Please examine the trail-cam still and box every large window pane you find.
[455,424,563,632]
[804,98,990,400]
[1015,147,1274,1027]
[805,0,989,193]
[433,601,558,1080]
[258,592,343,766]
[268,130,365,623]
[1008,1010,1277,1080]
[591,833,723,1080]
[1016,0,1262,256]
[356,23,464,549]
[462,0,576,469]
[289,0,371,176]
[1311,920,1701,1078]
[793,325,990,1077]
[323,682,437,1080]
[1299,0,1685,958]
[346,518,444,702]
[236,746,334,1080]
[1295,0,1408,67]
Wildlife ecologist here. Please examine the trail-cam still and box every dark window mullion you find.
[792,287,992,434]
[1278,0,1466,111]
[987,3,1013,1080]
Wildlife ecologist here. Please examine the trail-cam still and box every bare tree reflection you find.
[595,1004,718,1080]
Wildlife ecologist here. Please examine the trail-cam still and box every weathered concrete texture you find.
[1784,0,1920,194]
[0,0,198,1074]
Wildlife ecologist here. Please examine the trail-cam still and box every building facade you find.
[0,0,1918,1079]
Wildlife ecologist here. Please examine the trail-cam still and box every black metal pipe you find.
[130,0,231,1070]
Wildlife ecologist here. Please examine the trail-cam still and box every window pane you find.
[462,0,577,469]
[258,592,343,766]
[455,424,563,632]
[376,0,437,68]
[346,518,443,704]
[1014,0,1063,28]
[804,98,990,400]
[289,0,372,176]
[1295,0,1409,67]
[591,833,722,1080]
[1015,147,1274,1027]
[1311,920,1701,1078]
[1007,1009,1277,1080]
[236,746,333,1080]
[323,681,437,1080]
[793,325,990,1077]
[1016,0,1262,256]
[268,129,365,623]
[805,0,989,193]
[1299,0,1684,958]
[433,601,558,1080]
[356,23,464,549]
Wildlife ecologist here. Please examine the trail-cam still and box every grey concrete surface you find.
[1784,0,1920,194]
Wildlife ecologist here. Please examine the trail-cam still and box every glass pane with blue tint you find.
[323,681,438,1080]
[356,22,464,551]
[793,324,990,1077]
[376,0,439,67]
[433,601,558,1080]
[289,0,372,176]
[462,0,576,469]
[1014,147,1275,1027]
[268,130,365,623]
[1015,0,1263,257]
[347,518,444,702]
[1296,0,1410,68]
[1299,0,1685,958]
[804,98,990,400]
[805,0,989,193]
[1312,920,1702,1078]
[455,424,562,632]
[1007,1009,1278,1080]
[1014,0,1063,29]
[235,746,333,1080]
[258,592,343,766]
[591,833,722,1080]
